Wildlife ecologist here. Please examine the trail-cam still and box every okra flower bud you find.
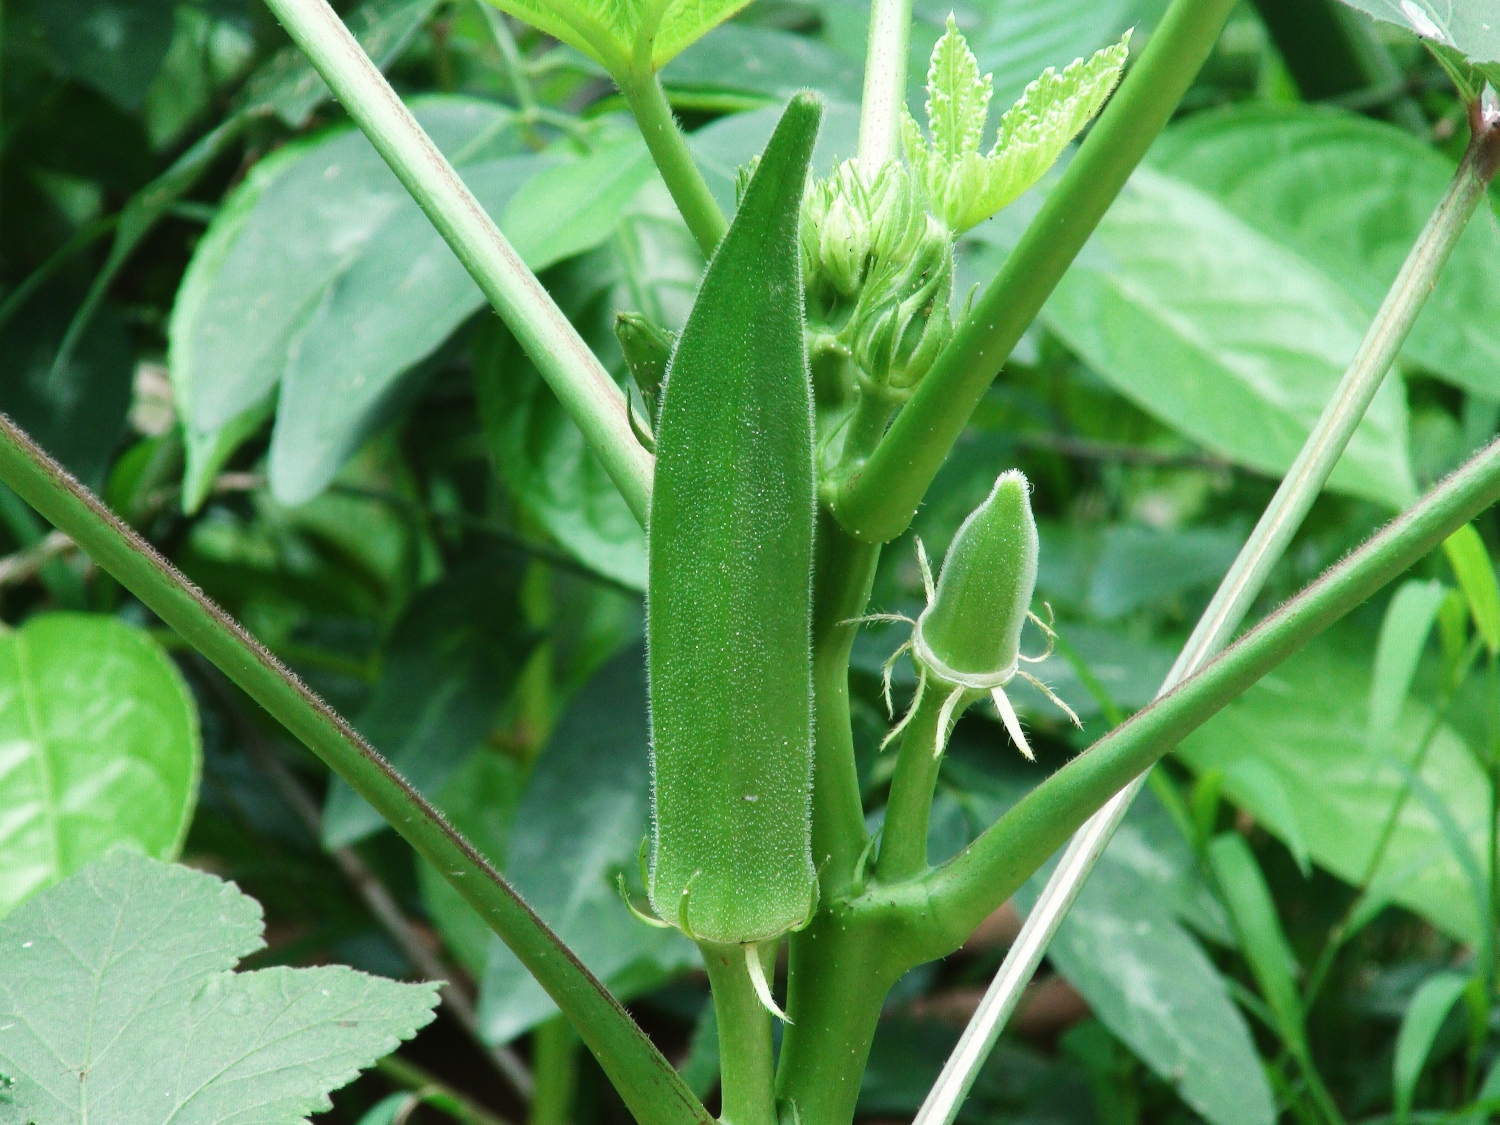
[869,471,1079,761]
[850,215,953,389]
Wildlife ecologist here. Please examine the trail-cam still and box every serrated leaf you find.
[0,852,438,1125]
[906,28,1128,232]
[480,0,752,75]
[0,615,200,916]
[1333,0,1500,94]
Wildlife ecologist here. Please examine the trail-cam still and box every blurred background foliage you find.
[3,0,1500,1122]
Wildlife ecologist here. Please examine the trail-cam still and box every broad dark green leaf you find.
[35,0,176,112]
[1085,524,1243,620]
[0,852,437,1124]
[0,615,200,916]
[1178,637,1490,944]
[970,166,1415,508]
[322,550,534,847]
[1393,971,1470,1124]
[0,281,132,490]
[479,646,699,1042]
[1151,105,1500,399]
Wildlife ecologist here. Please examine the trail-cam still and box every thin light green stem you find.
[875,685,947,881]
[530,1018,580,1125]
[378,1054,514,1125]
[620,70,728,257]
[831,0,1240,544]
[856,0,912,167]
[261,0,652,524]
[0,415,710,1125]
[866,435,1500,959]
[478,2,538,114]
[701,944,777,1125]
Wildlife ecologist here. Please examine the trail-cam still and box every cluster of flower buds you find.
[800,158,955,392]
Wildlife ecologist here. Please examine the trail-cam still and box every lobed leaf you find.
[0,852,438,1125]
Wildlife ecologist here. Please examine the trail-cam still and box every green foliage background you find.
[2,0,1500,1121]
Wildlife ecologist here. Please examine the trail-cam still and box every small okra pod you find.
[646,94,823,947]
[877,471,1079,761]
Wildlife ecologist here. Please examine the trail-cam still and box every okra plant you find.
[3,0,1500,1124]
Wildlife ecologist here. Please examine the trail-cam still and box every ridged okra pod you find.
[646,94,823,946]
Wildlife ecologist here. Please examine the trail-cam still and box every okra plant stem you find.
[832,0,1240,543]
[906,117,1500,1125]
[875,687,948,881]
[702,944,778,1125]
[259,0,653,525]
[893,434,1500,959]
[620,70,730,256]
[855,0,912,167]
[0,415,711,1125]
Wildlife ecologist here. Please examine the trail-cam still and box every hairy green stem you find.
[874,434,1500,959]
[831,0,1240,543]
[702,944,777,1125]
[620,70,729,257]
[808,513,879,891]
[0,415,710,1125]
[876,686,947,881]
[260,0,652,524]
[855,0,913,167]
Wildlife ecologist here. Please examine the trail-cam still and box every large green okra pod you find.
[646,94,823,946]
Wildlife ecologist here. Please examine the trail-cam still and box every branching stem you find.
[876,686,947,881]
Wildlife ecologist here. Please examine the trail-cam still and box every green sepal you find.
[646,94,822,945]
[903,19,1131,234]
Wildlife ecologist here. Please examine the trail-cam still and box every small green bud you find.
[850,215,952,388]
[615,312,674,423]
[919,469,1037,680]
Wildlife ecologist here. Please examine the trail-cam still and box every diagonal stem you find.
[903,117,1500,1125]
[260,0,652,524]
[0,414,711,1125]
[619,69,729,257]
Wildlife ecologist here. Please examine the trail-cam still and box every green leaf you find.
[34,0,175,112]
[1084,523,1243,620]
[1443,525,1500,656]
[1224,760,1312,879]
[1207,833,1307,1057]
[0,614,200,916]
[1370,579,1448,754]
[1331,0,1500,92]
[1179,637,1491,944]
[1393,971,1471,1124]
[171,99,654,510]
[0,851,438,1124]
[646,93,820,943]
[1033,851,1274,1125]
[905,24,1128,233]
[323,550,535,847]
[1151,105,1500,400]
[480,0,752,75]
[237,0,443,129]
[663,27,863,107]
[973,166,1414,507]
[479,646,699,1042]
